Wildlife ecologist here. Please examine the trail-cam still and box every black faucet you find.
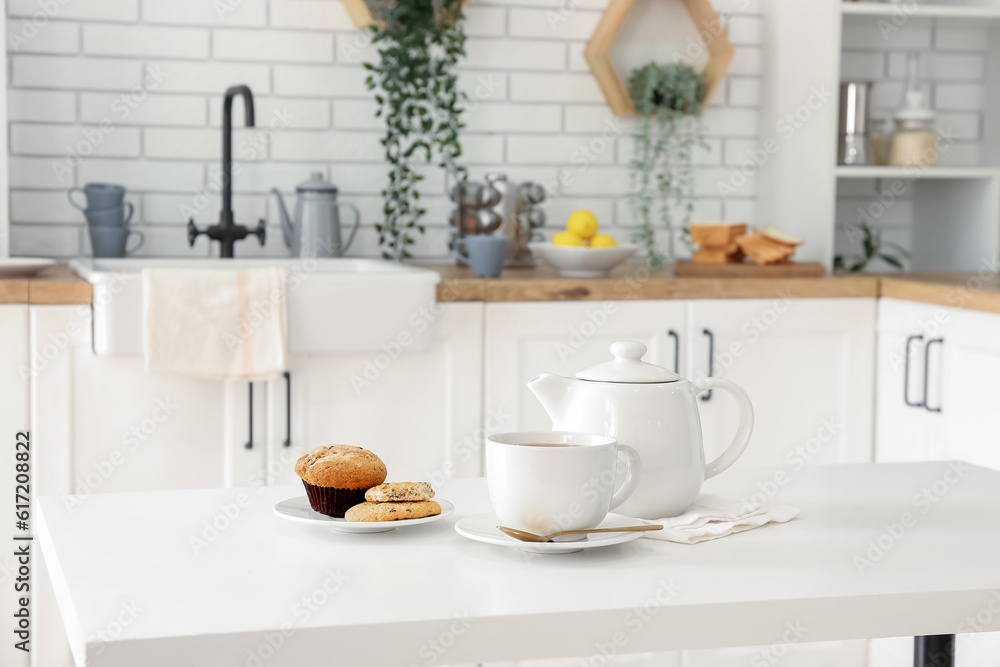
[187,85,266,258]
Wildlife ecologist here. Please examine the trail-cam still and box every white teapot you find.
[528,341,754,519]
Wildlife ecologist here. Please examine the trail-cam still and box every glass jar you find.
[888,117,938,168]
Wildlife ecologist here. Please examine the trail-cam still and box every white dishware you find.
[485,431,640,538]
[0,258,57,277]
[529,341,754,519]
[528,242,637,277]
[455,511,645,554]
[273,496,454,534]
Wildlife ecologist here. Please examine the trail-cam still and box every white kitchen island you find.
[36,462,1000,666]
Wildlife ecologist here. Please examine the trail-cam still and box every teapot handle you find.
[693,377,754,479]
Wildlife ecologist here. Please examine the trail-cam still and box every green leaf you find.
[879,254,905,270]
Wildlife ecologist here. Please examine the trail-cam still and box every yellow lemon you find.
[553,231,586,247]
[566,210,599,240]
[590,234,618,248]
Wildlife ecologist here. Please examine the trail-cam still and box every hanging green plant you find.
[363,0,467,261]
[627,62,708,268]
[834,221,910,272]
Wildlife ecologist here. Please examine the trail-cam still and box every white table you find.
[37,462,1000,666]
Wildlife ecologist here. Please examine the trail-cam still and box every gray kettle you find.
[271,172,360,258]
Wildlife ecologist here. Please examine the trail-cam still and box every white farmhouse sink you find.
[70,258,441,355]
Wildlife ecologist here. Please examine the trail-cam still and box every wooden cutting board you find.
[674,260,826,278]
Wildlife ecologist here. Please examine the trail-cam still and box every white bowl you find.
[528,242,638,277]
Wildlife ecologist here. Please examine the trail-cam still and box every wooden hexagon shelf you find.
[584,0,734,117]
[343,0,470,28]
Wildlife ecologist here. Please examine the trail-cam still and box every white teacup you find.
[486,431,641,539]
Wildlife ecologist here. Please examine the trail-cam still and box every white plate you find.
[455,512,645,554]
[528,242,638,278]
[0,258,57,277]
[273,496,454,534]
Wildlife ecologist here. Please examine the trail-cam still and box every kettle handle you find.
[694,377,754,479]
[270,187,294,250]
[337,202,362,255]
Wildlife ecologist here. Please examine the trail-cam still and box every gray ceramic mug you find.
[455,235,509,277]
[69,183,126,211]
[88,225,144,258]
[84,203,134,227]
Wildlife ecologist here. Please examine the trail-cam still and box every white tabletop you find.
[37,462,1000,666]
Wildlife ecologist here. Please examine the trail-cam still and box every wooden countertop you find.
[7,263,1000,316]
[0,264,92,305]
[881,272,1000,315]
[428,264,880,302]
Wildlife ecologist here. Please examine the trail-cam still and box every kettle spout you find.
[527,373,576,427]
[270,187,294,250]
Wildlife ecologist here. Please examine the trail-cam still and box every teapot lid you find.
[297,171,338,193]
[576,341,680,384]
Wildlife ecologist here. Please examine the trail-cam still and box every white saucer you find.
[0,258,57,277]
[455,512,645,554]
[273,496,454,534]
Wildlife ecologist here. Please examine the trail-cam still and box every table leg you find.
[914,635,954,667]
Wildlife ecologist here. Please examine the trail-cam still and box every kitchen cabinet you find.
[485,298,876,468]
[0,306,29,667]
[262,302,485,485]
[875,298,1000,469]
[691,298,876,467]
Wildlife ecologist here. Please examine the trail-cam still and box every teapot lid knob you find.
[610,341,647,362]
[576,340,680,384]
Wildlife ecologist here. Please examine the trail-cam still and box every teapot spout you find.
[527,373,576,427]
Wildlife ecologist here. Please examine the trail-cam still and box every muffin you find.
[294,445,387,518]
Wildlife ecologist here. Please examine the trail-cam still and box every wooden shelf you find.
[835,166,1000,179]
[841,2,1000,20]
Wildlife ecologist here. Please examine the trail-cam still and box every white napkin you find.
[641,494,800,544]
[143,267,288,381]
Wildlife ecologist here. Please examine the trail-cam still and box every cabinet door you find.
[938,309,1000,471]
[690,298,876,467]
[873,331,946,463]
[484,301,687,433]
[0,306,29,667]
[265,303,484,485]
[31,306,237,496]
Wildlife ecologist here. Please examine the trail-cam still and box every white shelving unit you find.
[841,2,1000,19]
[757,0,1000,271]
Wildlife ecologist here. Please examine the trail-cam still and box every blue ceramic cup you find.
[84,202,134,227]
[88,225,144,258]
[69,183,126,212]
[455,235,509,277]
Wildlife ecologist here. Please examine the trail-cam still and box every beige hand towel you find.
[143,268,288,381]
[642,494,800,544]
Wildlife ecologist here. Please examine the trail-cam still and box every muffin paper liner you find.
[302,481,368,518]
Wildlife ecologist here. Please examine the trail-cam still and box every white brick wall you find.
[6,0,764,259]
[836,15,991,266]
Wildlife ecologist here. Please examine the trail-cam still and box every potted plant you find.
[363,0,467,261]
[834,221,910,272]
[627,62,708,268]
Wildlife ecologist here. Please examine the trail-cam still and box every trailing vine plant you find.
[364,0,468,261]
[627,62,708,268]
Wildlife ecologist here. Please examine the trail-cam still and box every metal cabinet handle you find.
[667,329,680,374]
[245,382,254,450]
[923,338,944,413]
[283,371,292,448]
[701,328,714,401]
[904,334,924,408]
